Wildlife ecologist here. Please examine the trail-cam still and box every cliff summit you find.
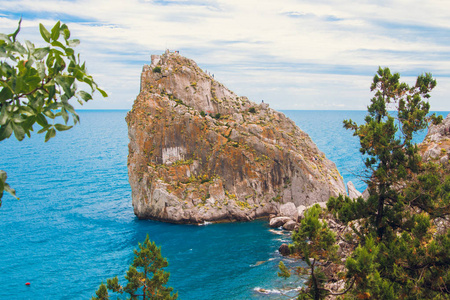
[126,50,346,224]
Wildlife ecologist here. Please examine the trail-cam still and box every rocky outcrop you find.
[269,217,293,228]
[278,244,290,256]
[126,50,346,224]
[347,181,362,199]
[420,113,450,165]
[279,202,299,221]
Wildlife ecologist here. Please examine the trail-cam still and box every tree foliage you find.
[282,68,449,299]
[291,204,340,300]
[93,235,178,300]
[343,67,442,239]
[0,19,107,204]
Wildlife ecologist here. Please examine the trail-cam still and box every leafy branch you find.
[0,19,107,203]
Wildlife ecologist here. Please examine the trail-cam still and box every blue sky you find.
[1,0,450,110]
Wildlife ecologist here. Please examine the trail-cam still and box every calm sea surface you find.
[0,110,447,299]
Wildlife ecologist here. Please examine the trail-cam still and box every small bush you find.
[213,113,221,119]
[200,174,210,183]
[249,107,256,113]
[152,66,161,73]
[200,111,206,117]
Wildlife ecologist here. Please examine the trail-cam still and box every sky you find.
[1,0,450,111]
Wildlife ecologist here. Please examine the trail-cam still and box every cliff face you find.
[420,113,450,165]
[126,51,346,224]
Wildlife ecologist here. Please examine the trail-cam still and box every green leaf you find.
[13,41,27,55]
[0,104,8,125]
[0,121,13,141]
[39,24,51,43]
[11,113,25,123]
[4,182,19,200]
[97,87,108,98]
[14,76,27,94]
[67,39,80,47]
[65,48,74,56]
[43,110,55,119]
[33,47,50,60]
[51,21,61,41]
[0,170,19,200]
[60,24,70,40]
[55,75,73,96]
[78,90,93,102]
[0,33,10,41]
[44,127,56,142]
[60,107,69,124]
[51,40,65,49]
[11,122,26,141]
[0,86,13,102]
[35,61,46,79]
[19,106,35,117]
[63,101,76,114]
[20,117,35,135]
[54,124,72,131]
[0,170,6,182]
[36,113,48,127]
[73,112,80,125]
[24,74,41,91]
[25,40,35,52]
[9,18,22,42]
[37,125,50,134]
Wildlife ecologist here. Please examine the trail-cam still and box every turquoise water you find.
[0,110,447,299]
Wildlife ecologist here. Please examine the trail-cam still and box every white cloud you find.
[0,0,449,111]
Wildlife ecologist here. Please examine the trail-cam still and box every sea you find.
[0,110,447,300]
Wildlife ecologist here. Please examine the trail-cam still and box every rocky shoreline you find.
[271,182,362,297]
[270,113,450,298]
[269,181,362,231]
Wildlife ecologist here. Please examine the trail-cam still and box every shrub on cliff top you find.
[152,66,161,73]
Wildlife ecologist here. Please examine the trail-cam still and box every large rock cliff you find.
[126,51,346,224]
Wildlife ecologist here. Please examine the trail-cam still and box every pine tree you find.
[93,235,178,300]
[335,68,449,298]
[282,68,450,299]
[289,204,340,300]
[342,67,442,239]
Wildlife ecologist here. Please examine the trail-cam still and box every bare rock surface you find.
[297,205,307,220]
[347,181,362,199]
[420,113,450,164]
[283,220,297,231]
[269,216,293,228]
[127,51,346,224]
[279,202,298,220]
[278,244,290,256]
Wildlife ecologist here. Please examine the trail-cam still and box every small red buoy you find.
[25,282,30,286]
